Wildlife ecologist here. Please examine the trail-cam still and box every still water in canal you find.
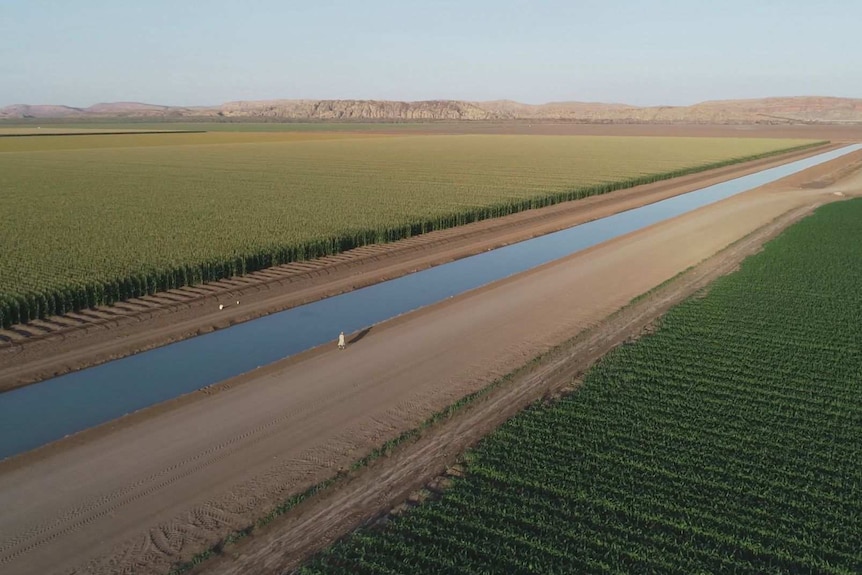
[1,143,860,460]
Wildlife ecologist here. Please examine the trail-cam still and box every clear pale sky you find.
[1,0,860,108]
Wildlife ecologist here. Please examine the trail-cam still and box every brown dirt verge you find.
[0,142,848,393]
[199,201,825,575]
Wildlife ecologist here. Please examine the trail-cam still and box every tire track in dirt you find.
[76,422,418,575]
[0,382,367,565]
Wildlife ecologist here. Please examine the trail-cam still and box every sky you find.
[1,0,860,108]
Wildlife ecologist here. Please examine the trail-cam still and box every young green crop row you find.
[0,135,821,328]
[300,199,862,574]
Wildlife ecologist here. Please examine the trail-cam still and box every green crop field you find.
[300,199,862,574]
[0,134,819,327]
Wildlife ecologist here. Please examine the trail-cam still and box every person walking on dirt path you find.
[338,331,346,350]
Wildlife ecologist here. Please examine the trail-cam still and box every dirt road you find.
[1,162,858,574]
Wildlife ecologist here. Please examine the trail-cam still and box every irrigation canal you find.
[2,143,860,460]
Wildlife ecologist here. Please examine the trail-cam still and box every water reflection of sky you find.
[2,143,859,460]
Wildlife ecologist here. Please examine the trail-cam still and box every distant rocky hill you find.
[3,96,862,124]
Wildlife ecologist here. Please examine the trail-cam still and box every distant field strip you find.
[0,130,206,139]
[0,135,819,327]
[300,198,862,574]
[0,130,382,152]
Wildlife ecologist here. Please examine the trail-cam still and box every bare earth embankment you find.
[0,148,860,575]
